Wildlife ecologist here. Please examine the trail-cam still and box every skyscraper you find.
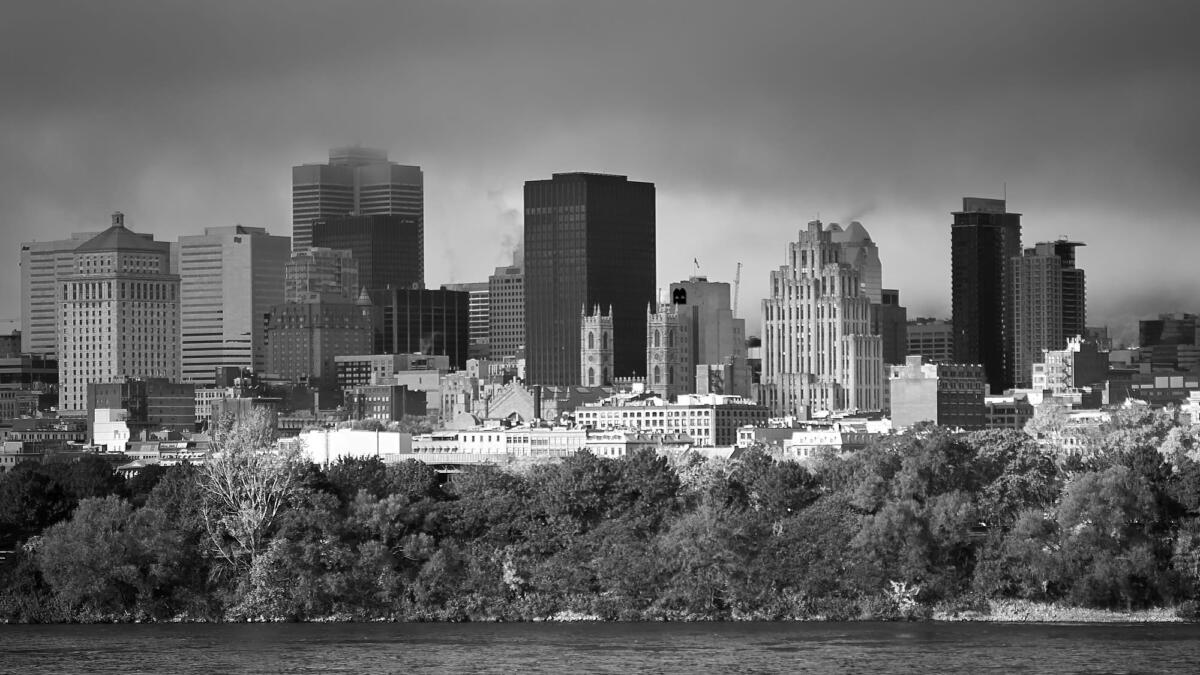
[311,214,423,291]
[524,172,655,386]
[1011,239,1086,388]
[291,146,423,253]
[442,281,491,360]
[20,231,100,356]
[664,277,750,397]
[761,220,884,417]
[57,213,181,415]
[488,248,525,360]
[951,197,1022,393]
[177,225,289,385]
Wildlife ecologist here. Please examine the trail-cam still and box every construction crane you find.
[732,262,742,318]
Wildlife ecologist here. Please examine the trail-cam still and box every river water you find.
[2,622,1198,673]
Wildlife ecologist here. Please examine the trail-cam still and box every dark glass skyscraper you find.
[524,173,655,386]
[311,214,423,292]
[951,197,1022,394]
[291,146,423,253]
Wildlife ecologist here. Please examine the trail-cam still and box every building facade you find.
[284,247,361,304]
[311,214,423,292]
[177,225,289,385]
[889,355,987,430]
[951,197,1022,393]
[57,213,181,416]
[1011,239,1086,388]
[265,300,374,384]
[488,256,525,361]
[761,220,884,417]
[907,318,954,363]
[20,231,100,356]
[574,394,769,447]
[88,378,196,441]
[669,277,750,397]
[524,172,655,386]
[645,302,692,399]
[369,288,470,370]
[291,146,423,253]
[443,281,491,360]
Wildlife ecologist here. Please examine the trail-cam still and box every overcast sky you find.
[3,0,1198,346]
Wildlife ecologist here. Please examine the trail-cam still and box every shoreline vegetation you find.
[4,407,1200,625]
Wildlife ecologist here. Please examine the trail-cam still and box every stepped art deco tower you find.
[761,220,884,417]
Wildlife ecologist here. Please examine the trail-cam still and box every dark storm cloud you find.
[2,0,1198,335]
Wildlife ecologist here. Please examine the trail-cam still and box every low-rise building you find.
[889,355,986,430]
[574,393,768,447]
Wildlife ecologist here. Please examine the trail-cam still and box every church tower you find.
[580,305,614,386]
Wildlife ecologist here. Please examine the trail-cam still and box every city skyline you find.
[3,1,1200,346]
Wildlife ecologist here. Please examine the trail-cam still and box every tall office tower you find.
[668,277,749,397]
[951,197,1022,393]
[20,232,100,355]
[827,222,882,304]
[291,146,423,253]
[524,172,655,386]
[646,302,692,400]
[1137,313,1198,372]
[761,220,884,417]
[580,306,614,387]
[284,247,361,303]
[443,282,491,360]
[57,213,181,415]
[311,214,423,291]
[488,250,525,360]
[1011,239,1086,388]
[177,226,289,385]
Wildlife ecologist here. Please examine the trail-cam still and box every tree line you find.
[3,406,1200,622]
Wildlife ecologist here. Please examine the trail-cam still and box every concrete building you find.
[284,247,360,304]
[488,252,525,360]
[1012,239,1087,389]
[177,225,289,384]
[265,299,374,385]
[575,393,768,447]
[0,354,57,390]
[907,318,955,363]
[984,394,1035,430]
[369,288,470,369]
[951,197,1022,393]
[442,281,491,360]
[0,330,20,356]
[524,172,655,386]
[827,221,882,304]
[57,213,181,416]
[291,146,422,253]
[0,389,39,422]
[312,214,423,292]
[581,306,615,387]
[889,355,987,430]
[761,220,884,417]
[20,231,100,356]
[669,277,750,397]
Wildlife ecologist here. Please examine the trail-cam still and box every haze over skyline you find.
[3,0,1198,347]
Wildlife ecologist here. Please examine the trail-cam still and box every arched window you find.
[588,367,595,386]
[588,331,595,350]
[654,330,661,348]
[654,365,661,384]
[602,332,608,350]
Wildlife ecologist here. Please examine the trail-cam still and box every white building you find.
[92,408,132,453]
[177,226,289,384]
[761,220,884,417]
[574,393,768,447]
[57,213,181,416]
[20,231,100,356]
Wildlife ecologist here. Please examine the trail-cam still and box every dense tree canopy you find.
[3,411,1200,622]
